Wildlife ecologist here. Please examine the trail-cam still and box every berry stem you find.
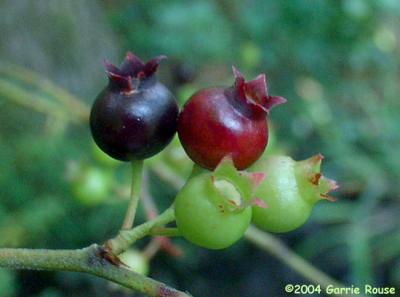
[107,207,176,255]
[122,160,144,230]
[148,227,181,237]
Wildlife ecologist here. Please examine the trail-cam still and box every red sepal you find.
[232,66,287,113]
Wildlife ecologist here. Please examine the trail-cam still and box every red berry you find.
[177,67,286,170]
[90,52,179,161]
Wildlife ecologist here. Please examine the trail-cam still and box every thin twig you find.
[245,225,366,297]
[0,78,79,123]
[150,162,186,189]
[0,245,191,297]
[141,168,159,219]
[0,62,90,122]
[141,168,183,258]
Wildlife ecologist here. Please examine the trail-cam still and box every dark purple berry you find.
[90,52,179,161]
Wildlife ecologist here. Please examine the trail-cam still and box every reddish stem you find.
[141,169,183,258]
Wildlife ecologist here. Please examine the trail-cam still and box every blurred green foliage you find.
[1,0,399,296]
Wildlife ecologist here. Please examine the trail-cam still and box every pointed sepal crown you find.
[104,52,166,92]
[232,66,287,114]
[295,154,339,203]
[211,156,266,212]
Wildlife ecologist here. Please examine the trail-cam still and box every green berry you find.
[251,154,338,233]
[175,157,264,249]
[71,166,112,206]
[119,249,149,275]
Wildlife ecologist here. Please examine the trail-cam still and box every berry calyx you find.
[104,53,166,93]
[251,154,338,233]
[232,66,286,114]
[90,52,179,161]
[177,67,286,170]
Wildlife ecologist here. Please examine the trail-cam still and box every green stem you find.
[122,160,144,230]
[108,208,176,255]
[149,227,181,237]
[0,245,191,297]
[245,225,366,297]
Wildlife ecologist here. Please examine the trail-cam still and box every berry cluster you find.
[90,52,338,249]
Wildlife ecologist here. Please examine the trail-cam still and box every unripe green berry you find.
[71,166,112,207]
[174,157,265,249]
[250,154,338,233]
[119,249,149,276]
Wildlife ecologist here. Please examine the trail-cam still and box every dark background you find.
[0,1,399,296]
